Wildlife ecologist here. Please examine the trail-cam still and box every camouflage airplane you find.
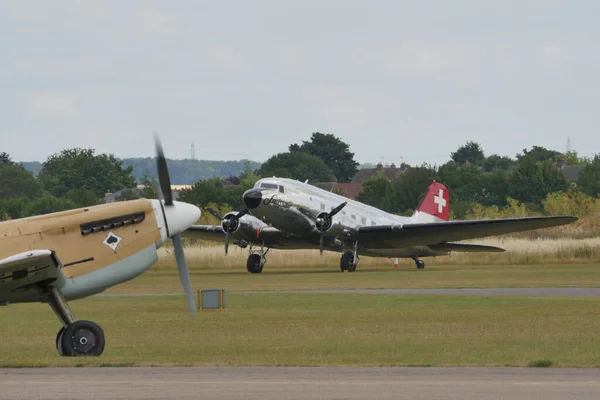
[0,136,201,357]
[185,177,577,273]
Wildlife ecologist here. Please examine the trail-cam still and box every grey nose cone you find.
[243,189,262,209]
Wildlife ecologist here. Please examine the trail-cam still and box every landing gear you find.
[412,257,425,269]
[340,241,359,272]
[246,243,268,274]
[48,286,105,357]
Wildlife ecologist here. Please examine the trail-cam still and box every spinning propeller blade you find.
[154,134,197,316]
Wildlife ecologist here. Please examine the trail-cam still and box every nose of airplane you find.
[243,189,263,209]
[163,201,202,237]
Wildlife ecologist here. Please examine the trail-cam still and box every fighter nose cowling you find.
[243,189,262,209]
[163,201,202,237]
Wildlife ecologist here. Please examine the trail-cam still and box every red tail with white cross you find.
[413,181,449,222]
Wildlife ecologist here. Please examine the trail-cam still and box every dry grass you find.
[2,294,600,367]
[157,236,600,270]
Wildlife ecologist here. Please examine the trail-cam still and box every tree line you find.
[1,134,599,222]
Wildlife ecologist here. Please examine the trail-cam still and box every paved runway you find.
[99,287,600,297]
[1,366,599,400]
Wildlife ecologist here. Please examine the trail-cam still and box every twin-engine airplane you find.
[0,136,201,357]
[186,177,577,273]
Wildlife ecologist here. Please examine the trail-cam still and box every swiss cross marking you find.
[433,189,447,214]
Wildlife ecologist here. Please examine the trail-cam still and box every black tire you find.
[416,260,425,269]
[340,251,356,272]
[246,254,264,274]
[61,320,105,357]
[56,327,66,356]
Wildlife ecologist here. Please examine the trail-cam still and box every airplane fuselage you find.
[0,198,198,304]
[242,177,443,256]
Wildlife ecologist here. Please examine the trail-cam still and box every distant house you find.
[316,182,364,200]
[556,157,585,182]
[351,162,410,183]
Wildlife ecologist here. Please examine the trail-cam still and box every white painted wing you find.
[356,216,578,249]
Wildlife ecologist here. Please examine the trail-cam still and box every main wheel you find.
[56,327,66,356]
[416,260,425,269]
[246,254,264,274]
[61,320,105,357]
[340,251,357,272]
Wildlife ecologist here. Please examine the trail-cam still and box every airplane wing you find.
[0,250,64,304]
[356,216,578,248]
[183,225,317,250]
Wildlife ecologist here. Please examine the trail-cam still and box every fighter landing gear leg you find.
[340,242,359,272]
[412,257,425,269]
[246,243,269,274]
[48,286,105,357]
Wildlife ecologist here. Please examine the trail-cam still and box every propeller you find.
[207,207,249,255]
[154,134,196,317]
[314,202,347,255]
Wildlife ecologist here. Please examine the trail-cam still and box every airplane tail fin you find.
[412,181,449,222]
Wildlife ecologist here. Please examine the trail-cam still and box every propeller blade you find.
[225,232,230,255]
[172,234,196,317]
[206,207,224,221]
[329,201,347,217]
[236,208,249,219]
[319,232,324,255]
[154,134,173,206]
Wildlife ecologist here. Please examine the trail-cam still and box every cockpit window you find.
[260,182,278,190]
[278,185,285,193]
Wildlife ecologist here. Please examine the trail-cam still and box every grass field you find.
[104,262,600,295]
[2,293,600,367]
[159,237,600,271]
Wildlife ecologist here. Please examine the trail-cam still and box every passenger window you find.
[279,185,285,193]
[371,221,376,225]
[351,214,356,220]
[320,203,325,210]
[361,217,366,224]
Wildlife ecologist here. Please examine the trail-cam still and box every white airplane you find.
[185,177,577,273]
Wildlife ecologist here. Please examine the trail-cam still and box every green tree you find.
[289,132,359,182]
[27,195,77,216]
[258,152,334,182]
[450,141,485,166]
[356,171,392,211]
[178,178,226,208]
[563,150,592,166]
[438,162,486,203]
[0,197,31,220]
[517,146,561,163]
[577,155,600,197]
[0,164,43,200]
[387,165,438,213]
[0,152,15,165]
[38,148,136,200]
[507,157,567,205]
[482,154,515,172]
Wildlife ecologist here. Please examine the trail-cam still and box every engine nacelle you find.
[315,212,333,232]
[221,211,243,234]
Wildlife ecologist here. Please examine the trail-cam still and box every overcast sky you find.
[1,0,598,166]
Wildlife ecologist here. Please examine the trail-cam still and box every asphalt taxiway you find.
[1,366,599,400]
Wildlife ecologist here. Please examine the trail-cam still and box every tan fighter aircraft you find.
[0,136,201,357]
